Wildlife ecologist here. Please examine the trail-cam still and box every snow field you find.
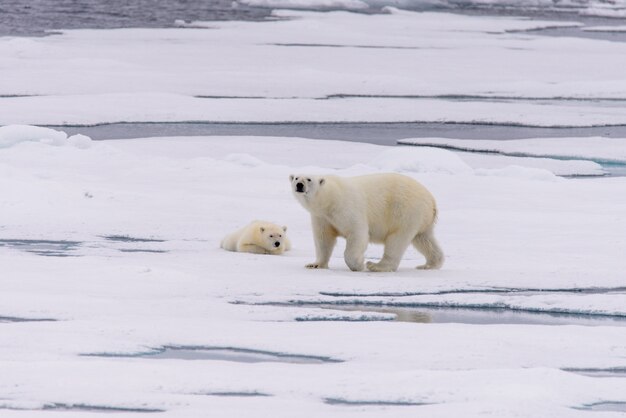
[0,127,625,416]
[1,9,626,126]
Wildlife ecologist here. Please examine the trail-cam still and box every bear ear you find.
[282,226,287,232]
[260,227,265,233]
[319,178,325,186]
[289,174,294,181]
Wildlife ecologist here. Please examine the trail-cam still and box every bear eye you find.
[307,178,311,182]
[269,234,274,238]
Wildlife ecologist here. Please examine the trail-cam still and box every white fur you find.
[221,220,291,255]
[289,173,444,272]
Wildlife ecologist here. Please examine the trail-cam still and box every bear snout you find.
[296,182,304,193]
[274,241,281,247]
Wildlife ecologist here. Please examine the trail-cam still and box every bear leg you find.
[366,233,412,272]
[412,228,444,270]
[308,216,337,269]
[344,231,369,271]
[238,243,270,254]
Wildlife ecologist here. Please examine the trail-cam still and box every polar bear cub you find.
[290,173,443,272]
[221,220,291,255]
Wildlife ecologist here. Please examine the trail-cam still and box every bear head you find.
[289,174,325,201]
[258,223,288,252]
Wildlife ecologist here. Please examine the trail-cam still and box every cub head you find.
[289,174,325,200]
[259,224,288,251]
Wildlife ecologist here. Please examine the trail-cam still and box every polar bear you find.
[289,173,443,272]
[221,220,291,255]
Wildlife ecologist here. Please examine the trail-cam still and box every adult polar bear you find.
[290,173,444,272]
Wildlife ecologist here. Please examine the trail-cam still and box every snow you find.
[1,127,626,417]
[1,9,626,126]
[452,151,605,177]
[580,6,626,18]
[583,25,626,32]
[474,165,559,181]
[368,147,474,175]
[0,125,92,149]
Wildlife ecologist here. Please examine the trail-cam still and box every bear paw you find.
[366,261,395,272]
[416,263,435,270]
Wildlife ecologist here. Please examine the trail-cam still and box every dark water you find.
[51,122,626,145]
[51,122,626,176]
[565,367,626,378]
[85,346,342,364]
[313,305,626,327]
[101,235,165,243]
[0,0,272,36]
[575,402,626,412]
[520,24,626,43]
[0,404,164,413]
[2,0,626,39]
[0,236,169,257]
[201,391,271,397]
[41,404,164,413]
[144,347,328,363]
[0,315,56,323]
[324,398,429,407]
[0,238,81,257]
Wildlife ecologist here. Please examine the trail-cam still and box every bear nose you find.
[296,182,304,192]
[274,241,280,247]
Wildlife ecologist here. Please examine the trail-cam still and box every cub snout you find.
[296,182,304,193]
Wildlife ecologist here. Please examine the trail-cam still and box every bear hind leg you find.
[366,233,412,272]
[412,228,444,270]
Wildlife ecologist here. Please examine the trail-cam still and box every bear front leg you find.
[307,216,337,269]
[344,230,369,272]
[238,243,269,254]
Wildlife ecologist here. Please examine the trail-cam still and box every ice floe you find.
[0,125,92,149]
[2,9,626,126]
[398,136,626,164]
